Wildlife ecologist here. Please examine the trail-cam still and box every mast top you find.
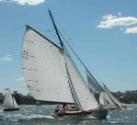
[48,9,63,47]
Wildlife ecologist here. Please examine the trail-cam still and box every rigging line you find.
[52,18,103,86]
[58,29,90,71]
[48,9,88,74]
[53,19,106,99]
[58,29,102,85]
[47,12,100,86]
[58,30,106,97]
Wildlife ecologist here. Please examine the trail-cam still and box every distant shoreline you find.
[0,90,137,104]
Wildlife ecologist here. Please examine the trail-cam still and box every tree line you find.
[0,90,137,104]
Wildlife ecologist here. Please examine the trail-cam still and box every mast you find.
[48,9,63,47]
[48,9,83,110]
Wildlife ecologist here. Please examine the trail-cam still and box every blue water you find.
[0,104,137,125]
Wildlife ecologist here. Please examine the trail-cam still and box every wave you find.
[1,113,55,122]
[108,121,119,124]
[21,114,55,120]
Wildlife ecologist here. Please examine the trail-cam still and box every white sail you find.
[99,92,115,106]
[86,69,104,93]
[86,69,118,107]
[64,48,99,111]
[13,97,19,109]
[22,26,74,104]
[3,90,13,110]
[103,84,123,107]
[2,89,19,110]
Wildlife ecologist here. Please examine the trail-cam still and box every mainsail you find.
[22,26,74,104]
[13,97,19,108]
[2,89,19,110]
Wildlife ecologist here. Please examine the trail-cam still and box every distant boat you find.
[2,89,19,111]
[22,10,108,119]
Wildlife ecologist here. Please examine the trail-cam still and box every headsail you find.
[22,26,74,104]
[99,92,115,106]
[13,97,19,109]
[103,83,123,108]
[86,69,117,107]
[86,69,104,93]
[64,47,99,111]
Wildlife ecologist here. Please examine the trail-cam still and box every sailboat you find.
[86,69,126,109]
[2,88,19,111]
[22,10,108,119]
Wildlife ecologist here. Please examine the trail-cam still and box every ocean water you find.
[0,104,137,125]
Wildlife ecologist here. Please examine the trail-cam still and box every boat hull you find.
[54,109,108,120]
[4,108,19,111]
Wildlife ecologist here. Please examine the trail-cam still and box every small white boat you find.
[2,88,19,111]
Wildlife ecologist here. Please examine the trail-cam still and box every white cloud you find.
[125,26,137,33]
[0,0,45,5]
[97,13,137,34]
[102,14,117,20]
[0,54,13,62]
[16,77,25,81]
[97,14,137,29]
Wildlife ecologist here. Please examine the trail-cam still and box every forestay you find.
[22,26,74,104]
[64,48,99,111]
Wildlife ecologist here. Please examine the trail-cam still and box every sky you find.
[0,0,137,94]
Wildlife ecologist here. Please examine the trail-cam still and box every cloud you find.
[16,77,25,81]
[97,14,137,29]
[125,26,137,33]
[97,13,137,34]
[0,54,13,62]
[0,0,45,6]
